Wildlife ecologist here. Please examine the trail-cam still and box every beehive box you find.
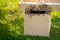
[24,5,51,36]
[20,0,60,36]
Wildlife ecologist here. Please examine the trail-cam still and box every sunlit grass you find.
[51,11,60,18]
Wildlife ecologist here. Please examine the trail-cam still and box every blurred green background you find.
[0,0,60,40]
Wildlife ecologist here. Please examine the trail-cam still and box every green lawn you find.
[0,0,60,40]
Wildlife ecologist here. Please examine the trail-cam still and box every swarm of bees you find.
[25,4,52,15]
[25,4,52,19]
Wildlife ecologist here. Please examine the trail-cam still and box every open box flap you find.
[20,0,60,3]
[19,3,60,11]
[19,0,60,11]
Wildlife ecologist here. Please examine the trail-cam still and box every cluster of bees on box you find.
[25,4,52,15]
[25,4,52,19]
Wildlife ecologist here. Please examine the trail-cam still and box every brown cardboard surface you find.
[21,0,60,3]
[23,0,39,2]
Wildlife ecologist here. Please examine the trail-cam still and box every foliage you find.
[0,0,24,40]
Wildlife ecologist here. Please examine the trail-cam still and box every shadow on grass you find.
[0,22,10,40]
